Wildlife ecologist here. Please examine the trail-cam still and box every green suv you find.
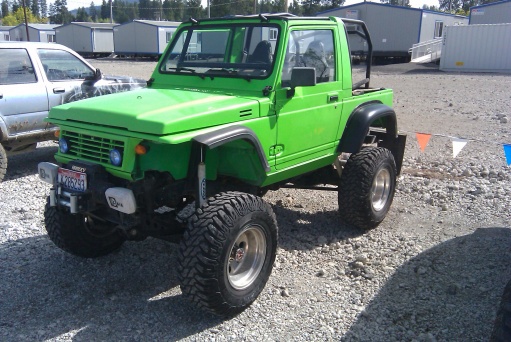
[38,14,406,316]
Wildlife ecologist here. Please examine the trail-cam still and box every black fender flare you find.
[338,102,397,153]
[338,102,406,174]
[190,125,270,175]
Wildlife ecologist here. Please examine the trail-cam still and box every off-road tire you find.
[44,198,125,258]
[178,191,277,316]
[491,280,511,341]
[338,147,397,230]
[0,144,7,182]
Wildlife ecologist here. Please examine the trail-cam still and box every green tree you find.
[288,0,302,15]
[75,6,91,21]
[185,0,202,19]
[113,0,138,23]
[89,1,98,21]
[1,0,9,17]
[138,0,153,19]
[49,0,74,24]
[380,0,410,6]
[210,0,229,17]
[31,0,40,17]
[100,0,109,19]
[40,0,48,18]
[2,6,42,24]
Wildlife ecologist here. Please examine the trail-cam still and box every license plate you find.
[58,168,87,192]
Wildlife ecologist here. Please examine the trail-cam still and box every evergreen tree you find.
[169,0,185,20]
[31,0,40,17]
[138,0,153,19]
[49,0,74,24]
[288,0,302,15]
[89,1,98,21]
[75,6,91,21]
[380,0,410,6]
[100,0,109,19]
[210,0,229,18]
[40,0,48,18]
[185,0,202,19]
[113,0,138,23]
[1,0,9,17]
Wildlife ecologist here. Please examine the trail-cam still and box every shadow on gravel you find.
[4,144,57,182]
[272,205,366,252]
[341,227,511,341]
[0,236,223,340]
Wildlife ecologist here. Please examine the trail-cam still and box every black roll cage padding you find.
[338,102,406,174]
[341,18,373,89]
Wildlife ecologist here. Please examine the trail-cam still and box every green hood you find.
[49,88,260,135]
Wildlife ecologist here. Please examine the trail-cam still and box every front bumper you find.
[38,162,137,215]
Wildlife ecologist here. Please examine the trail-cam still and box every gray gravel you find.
[1,61,510,341]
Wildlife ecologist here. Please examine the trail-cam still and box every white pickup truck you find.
[0,42,145,182]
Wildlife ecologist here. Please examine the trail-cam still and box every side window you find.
[434,21,444,38]
[37,49,95,81]
[166,31,172,43]
[0,48,37,85]
[282,29,336,87]
[47,34,56,43]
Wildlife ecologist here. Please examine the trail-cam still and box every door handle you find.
[329,95,339,102]
[53,88,65,94]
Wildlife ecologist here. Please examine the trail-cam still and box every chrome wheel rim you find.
[371,167,392,212]
[227,225,266,290]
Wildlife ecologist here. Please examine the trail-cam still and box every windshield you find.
[160,24,279,80]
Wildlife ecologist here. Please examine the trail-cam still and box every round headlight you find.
[109,149,122,166]
[59,137,70,153]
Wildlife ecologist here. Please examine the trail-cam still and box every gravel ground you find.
[1,60,510,341]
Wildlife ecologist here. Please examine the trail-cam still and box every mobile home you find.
[56,22,117,55]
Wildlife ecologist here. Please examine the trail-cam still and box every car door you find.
[0,47,49,137]
[37,48,96,108]
[274,28,341,170]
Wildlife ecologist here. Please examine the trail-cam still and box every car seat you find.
[302,40,329,82]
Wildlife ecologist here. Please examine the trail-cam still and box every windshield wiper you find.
[166,67,205,79]
[204,68,250,82]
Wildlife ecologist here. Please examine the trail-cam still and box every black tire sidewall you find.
[338,147,397,230]
[218,210,277,307]
[367,155,396,222]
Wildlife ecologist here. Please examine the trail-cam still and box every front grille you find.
[64,131,125,165]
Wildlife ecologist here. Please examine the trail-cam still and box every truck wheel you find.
[0,144,6,182]
[178,191,277,316]
[491,280,511,342]
[44,198,125,258]
[338,147,396,230]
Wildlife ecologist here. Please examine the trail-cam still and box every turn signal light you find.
[135,144,147,155]
[54,130,60,138]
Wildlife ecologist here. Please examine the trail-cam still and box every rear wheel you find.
[44,198,125,258]
[338,147,397,230]
[178,191,277,316]
[0,144,6,182]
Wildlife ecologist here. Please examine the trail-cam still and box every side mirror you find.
[287,67,316,98]
[93,68,102,82]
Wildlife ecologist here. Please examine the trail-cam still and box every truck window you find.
[281,29,336,87]
[160,24,279,80]
[37,49,95,81]
[0,49,37,85]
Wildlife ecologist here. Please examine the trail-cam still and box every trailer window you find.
[434,21,444,38]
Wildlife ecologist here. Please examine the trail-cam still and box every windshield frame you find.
[159,23,281,81]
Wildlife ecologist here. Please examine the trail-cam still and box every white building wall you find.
[440,23,511,73]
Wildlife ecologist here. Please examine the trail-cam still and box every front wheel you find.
[178,191,278,316]
[44,198,125,258]
[338,147,397,230]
